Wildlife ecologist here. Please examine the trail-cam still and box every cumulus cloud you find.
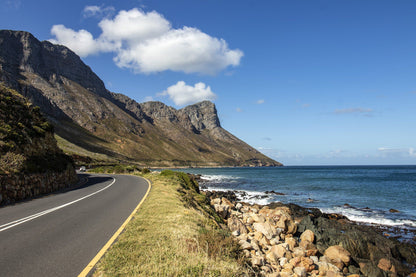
[162,81,217,106]
[50,25,102,57]
[50,8,243,74]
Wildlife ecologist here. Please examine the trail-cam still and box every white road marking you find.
[0,177,116,233]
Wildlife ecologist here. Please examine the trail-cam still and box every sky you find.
[1,0,416,165]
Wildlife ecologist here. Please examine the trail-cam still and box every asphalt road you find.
[0,173,150,277]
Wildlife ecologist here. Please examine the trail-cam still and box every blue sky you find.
[1,0,416,165]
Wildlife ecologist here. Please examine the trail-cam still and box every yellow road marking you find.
[78,176,152,277]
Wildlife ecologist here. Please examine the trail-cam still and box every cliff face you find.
[0,30,282,167]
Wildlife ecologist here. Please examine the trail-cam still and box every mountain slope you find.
[0,30,282,167]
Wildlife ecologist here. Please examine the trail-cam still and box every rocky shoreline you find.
[204,190,416,277]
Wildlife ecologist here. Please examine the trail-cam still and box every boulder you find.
[293,247,306,258]
[317,260,340,273]
[268,244,288,260]
[251,255,265,267]
[213,203,229,218]
[228,215,248,235]
[300,229,315,243]
[377,258,392,272]
[293,266,307,277]
[324,245,351,265]
[253,222,277,240]
[285,237,297,251]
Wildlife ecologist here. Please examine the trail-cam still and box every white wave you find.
[321,206,416,228]
[200,174,241,182]
[201,186,274,205]
[235,190,274,205]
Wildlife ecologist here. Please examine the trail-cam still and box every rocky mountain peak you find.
[180,100,221,132]
[0,29,110,99]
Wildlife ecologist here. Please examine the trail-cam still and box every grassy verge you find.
[93,170,249,277]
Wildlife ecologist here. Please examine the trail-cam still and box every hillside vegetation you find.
[0,83,74,174]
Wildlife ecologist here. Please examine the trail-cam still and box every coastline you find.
[205,189,416,276]
[190,166,416,234]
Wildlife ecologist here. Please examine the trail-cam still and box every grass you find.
[93,170,249,277]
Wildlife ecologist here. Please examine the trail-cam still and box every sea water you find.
[179,166,416,230]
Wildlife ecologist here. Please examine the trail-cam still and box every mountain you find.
[0,30,282,167]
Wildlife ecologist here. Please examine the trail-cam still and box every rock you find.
[235,202,242,210]
[359,261,385,277]
[277,215,297,234]
[280,257,288,266]
[254,231,264,241]
[252,213,266,223]
[293,247,306,258]
[317,260,341,273]
[251,240,260,251]
[310,256,319,264]
[221,197,234,209]
[228,215,248,235]
[253,222,277,240]
[377,258,392,272]
[213,203,229,218]
[251,255,265,267]
[300,229,315,243]
[324,245,351,265]
[326,272,344,277]
[269,244,288,260]
[270,237,280,246]
[389,209,400,213]
[285,237,297,251]
[293,266,307,277]
[211,198,221,205]
[239,240,252,250]
[265,190,285,195]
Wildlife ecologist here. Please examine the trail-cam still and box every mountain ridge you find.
[0,29,282,167]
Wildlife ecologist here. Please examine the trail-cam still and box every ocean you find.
[178,166,416,232]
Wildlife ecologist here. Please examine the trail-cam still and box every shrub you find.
[0,152,26,174]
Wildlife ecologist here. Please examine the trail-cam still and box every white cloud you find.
[49,25,102,57]
[257,99,265,104]
[162,81,216,106]
[99,9,170,44]
[115,27,242,74]
[83,5,115,18]
[50,8,243,75]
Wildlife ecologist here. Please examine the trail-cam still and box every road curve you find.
[0,173,150,277]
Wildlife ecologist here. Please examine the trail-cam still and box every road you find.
[0,173,150,277]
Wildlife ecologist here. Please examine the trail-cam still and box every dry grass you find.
[93,171,249,277]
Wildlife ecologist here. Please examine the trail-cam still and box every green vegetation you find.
[88,164,150,174]
[94,171,249,276]
[0,83,74,174]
